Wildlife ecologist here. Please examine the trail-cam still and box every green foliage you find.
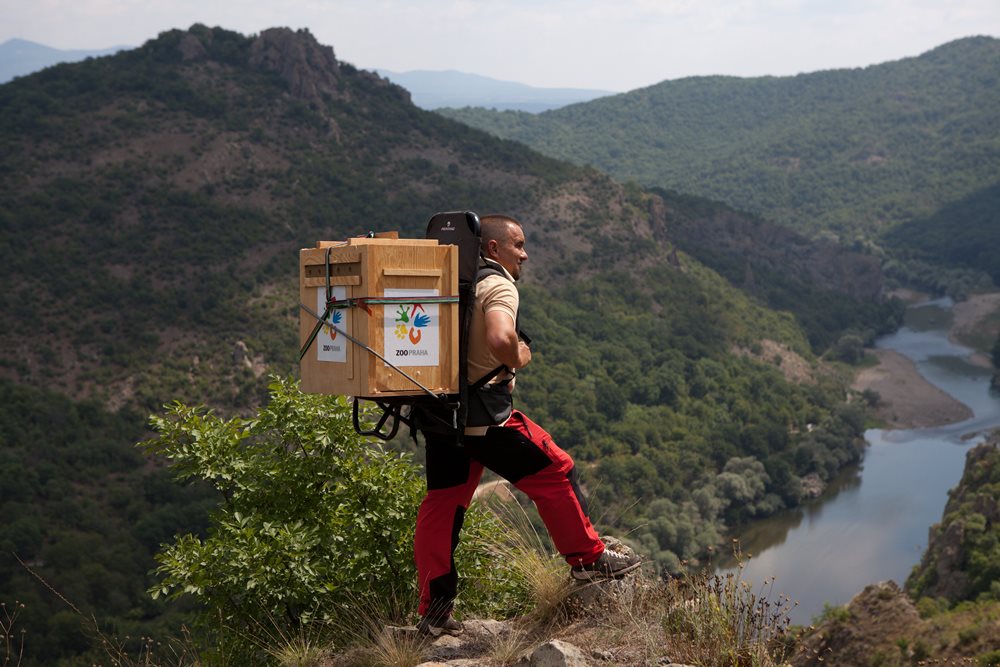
[143,377,530,638]
[979,649,1000,667]
[814,602,852,625]
[883,256,995,301]
[884,182,1000,286]
[144,378,420,624]
[907,441,1000,605]
[511,263,867,569]
[828,334,866,365]
[651,187,904,353]
[0,379,215,665]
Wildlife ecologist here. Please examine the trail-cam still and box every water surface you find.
[719,298,1000,625]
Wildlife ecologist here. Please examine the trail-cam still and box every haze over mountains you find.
[0,38,129,83]
[376,69,615,112]
[0,38,612,112]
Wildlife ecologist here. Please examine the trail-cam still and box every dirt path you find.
[852,291,1000,430]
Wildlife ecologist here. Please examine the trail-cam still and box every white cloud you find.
[1,0,998,90]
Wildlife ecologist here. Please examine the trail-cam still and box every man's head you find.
[480,214,528,280]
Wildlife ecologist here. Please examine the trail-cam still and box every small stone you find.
[463,618,510,638]
[425,633,467,662]
[528,639,590,666]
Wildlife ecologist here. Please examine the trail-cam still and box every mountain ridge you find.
[376,68,616,112]
[437,35,1000,263]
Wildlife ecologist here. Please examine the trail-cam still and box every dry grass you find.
[250,619,329,667]
[347,626,428,667]
[2,601,26,667]
[477,487,574,629]
[484,625,533,666]
[544,545,795,667]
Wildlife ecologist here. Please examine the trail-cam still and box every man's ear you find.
[485,239,498,259]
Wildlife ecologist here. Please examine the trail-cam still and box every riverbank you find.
[852,291,1000,429]
[852,348,973,429]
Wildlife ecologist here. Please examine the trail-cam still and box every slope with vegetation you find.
[0,25,900,665]
[439,37,1000,284]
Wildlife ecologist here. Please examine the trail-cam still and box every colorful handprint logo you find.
[323,309,343,339]
[394,304,431,345]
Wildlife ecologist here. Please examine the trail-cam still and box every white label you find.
[316,286,348,363]
[383,288,440,367]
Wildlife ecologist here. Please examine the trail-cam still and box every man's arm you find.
[484,310,531,369]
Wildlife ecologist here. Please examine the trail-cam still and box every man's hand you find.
[516,339,532,368]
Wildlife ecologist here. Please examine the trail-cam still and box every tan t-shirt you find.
[467,260,518,387]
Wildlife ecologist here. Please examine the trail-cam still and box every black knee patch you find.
[424,431,471,490]
[427,506,466,616]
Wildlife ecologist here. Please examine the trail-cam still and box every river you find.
[718,298,1000,626]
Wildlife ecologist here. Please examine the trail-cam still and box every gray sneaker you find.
[571,548,642,581]
[416,614,464,637]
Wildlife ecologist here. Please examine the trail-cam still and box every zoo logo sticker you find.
[383,288,439,366]
[316,286,348,363]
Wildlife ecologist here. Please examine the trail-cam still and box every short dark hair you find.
[479,214,522,253]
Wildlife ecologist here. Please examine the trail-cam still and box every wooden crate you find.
[299,236,459,398]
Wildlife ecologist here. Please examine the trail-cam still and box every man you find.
[413,214,641,637]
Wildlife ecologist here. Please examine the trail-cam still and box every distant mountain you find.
[375,68,615,112]
[438,37,1000,260]
[0,38,128,82]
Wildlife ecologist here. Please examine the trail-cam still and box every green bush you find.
[144,378,420,626]
[143,377,528,633]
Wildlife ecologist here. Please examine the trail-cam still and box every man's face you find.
[489,223,528,280]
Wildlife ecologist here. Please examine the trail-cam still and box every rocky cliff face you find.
[906,438,1000,603]
[792,582,922,667]
[248,27,345,104]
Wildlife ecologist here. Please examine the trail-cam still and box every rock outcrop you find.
[249,27,344,104]
[906,439,1000,602]
[792,581,923,667]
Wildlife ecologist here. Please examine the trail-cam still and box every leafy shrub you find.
[143,377,527,633]
[142,380,527,656]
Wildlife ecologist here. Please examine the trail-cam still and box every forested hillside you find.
[439,37,1000,281]
[0,25,895,664]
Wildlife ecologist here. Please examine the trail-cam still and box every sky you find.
[2,0,999,92]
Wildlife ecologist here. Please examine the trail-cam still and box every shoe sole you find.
[570,560,642,581]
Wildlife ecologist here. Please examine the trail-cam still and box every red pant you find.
[414,410,604,617]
